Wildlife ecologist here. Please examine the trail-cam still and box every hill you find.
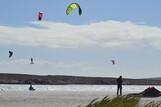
[0,73,160,85]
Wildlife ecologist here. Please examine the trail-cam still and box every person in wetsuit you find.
[116,76,123,96]
[29,84,35,91]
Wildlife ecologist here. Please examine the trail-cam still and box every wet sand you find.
[0,91,160,107]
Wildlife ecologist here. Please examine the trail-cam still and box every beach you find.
[0,91,160,107]
[0,91,107,107]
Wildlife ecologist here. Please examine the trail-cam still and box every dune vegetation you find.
[81,96,161,107]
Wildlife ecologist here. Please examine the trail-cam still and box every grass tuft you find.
[81,96,161,107]
[84,96,140,107]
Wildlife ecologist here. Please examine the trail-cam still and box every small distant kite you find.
[9,51,13,58]
[38,12,43,21]
[66,3,82,16]
[111,60,115,65]
[30,58,34,64]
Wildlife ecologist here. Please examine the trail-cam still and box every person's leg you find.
[120,86,122,96]
[117,85,119,96]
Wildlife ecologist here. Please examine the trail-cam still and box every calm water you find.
[0,84,160,92]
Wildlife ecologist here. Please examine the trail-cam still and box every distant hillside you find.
[147,77,161,81]
[0,73,161,85]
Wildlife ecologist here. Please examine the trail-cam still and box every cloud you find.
[0,21,161,48]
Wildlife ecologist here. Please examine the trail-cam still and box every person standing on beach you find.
[116,76,123,96]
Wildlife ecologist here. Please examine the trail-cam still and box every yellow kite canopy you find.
[66,3,82,16]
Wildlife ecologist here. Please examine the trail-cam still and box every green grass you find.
[84,96,140,107]
[80,96,161,107]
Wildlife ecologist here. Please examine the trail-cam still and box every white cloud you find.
[0,20,161,48]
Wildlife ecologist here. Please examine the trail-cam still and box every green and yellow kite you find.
[66,3,82,16]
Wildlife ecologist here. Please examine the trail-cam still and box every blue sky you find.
[0,0,161,26]
[0,0,161,78]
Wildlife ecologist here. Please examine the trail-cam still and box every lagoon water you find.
[0,84,160,92]
[0,84,160,107]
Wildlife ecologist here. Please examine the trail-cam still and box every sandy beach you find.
[0,91,107,107]
[0,91,159,107]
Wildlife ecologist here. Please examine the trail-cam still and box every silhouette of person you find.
[30,58,34,64]
[29,84,35,91]
[116,76,123,96]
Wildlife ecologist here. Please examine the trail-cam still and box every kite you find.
[38,12,43,21]
[66,3,82,16]
[9,51,13,58]
[30,58,34,64]
[111,60,115,65]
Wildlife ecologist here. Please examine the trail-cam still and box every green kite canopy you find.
[66,3,82,16]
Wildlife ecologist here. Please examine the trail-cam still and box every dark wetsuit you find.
[116,77,123,96]
[29,85,35,91]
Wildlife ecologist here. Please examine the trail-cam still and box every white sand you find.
[0,91,109,107]
[0,91,160,107]
[139,97,161,107]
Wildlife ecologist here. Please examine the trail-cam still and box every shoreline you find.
[0,91,160,107]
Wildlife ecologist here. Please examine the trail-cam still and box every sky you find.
[0,0,161,78]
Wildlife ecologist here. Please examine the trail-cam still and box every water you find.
[0,84,160,92]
